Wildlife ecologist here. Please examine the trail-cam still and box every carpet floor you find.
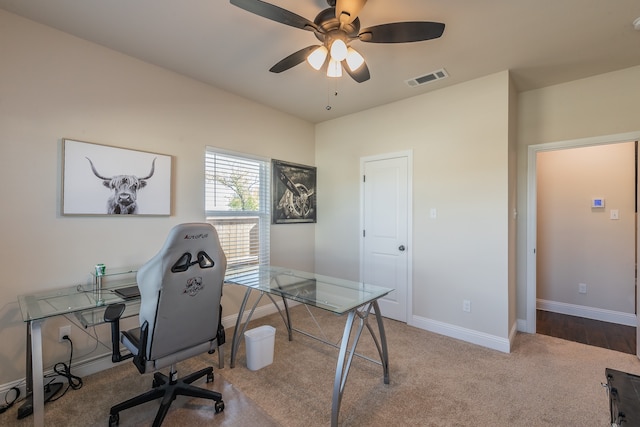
[3,305,639,426]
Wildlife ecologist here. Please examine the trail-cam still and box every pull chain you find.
[326,77,339,111]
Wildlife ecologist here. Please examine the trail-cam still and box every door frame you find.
[526,131,640,335]
[359,150,413,324]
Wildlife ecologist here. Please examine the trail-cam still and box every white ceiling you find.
[2,0,640,123]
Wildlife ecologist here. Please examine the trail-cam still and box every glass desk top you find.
[18,269,138,325]
[18,266,393,323]
[224,266,393,314]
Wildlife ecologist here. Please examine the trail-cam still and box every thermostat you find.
[592,198,605,208]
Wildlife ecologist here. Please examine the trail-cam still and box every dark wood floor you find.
[537,310,636,355]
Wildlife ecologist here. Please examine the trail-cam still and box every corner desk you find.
[18,266,393,427]
[225,266,393,427]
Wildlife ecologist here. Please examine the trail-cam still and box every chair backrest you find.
[136,223,226,362]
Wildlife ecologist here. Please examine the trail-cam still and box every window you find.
[205,147,270,272]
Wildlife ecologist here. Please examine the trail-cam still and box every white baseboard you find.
[516,318,528,332]
[410,315,512,353]
[537,299,636,327]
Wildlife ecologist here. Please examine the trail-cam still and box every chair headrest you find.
[158,223,225,272]
[171,251,215,273]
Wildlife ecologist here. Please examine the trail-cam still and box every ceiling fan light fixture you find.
[327,58,342,78]
[346,47,365,71]
[329,39,348,62]
[230,0,446,84]
[307,46,328,70]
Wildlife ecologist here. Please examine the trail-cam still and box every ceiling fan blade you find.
[269,45,320,73]
[342,59,370,83]
[359,22,445,43]
[335,0,367,25]
[230,0,318,31]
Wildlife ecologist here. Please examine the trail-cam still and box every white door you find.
[361,153,411,322]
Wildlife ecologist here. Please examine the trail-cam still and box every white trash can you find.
[244,325,276,371]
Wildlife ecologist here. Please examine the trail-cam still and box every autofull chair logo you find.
[183,233,209,240]
[184,277,203,296]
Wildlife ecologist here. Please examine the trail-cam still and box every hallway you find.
[537,310,636,355]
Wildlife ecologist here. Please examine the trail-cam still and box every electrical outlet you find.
[578,283,587,294]
[463,300,471,313]
[58,325,71,342]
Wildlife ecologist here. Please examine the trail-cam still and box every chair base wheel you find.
[109,412,119,426]
[215,400,225,413]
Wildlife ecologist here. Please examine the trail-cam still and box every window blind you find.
[205,147,270,272]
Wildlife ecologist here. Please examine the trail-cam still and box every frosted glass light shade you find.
[327,58,342,77]
[346,47,365,71]
[307,46,328,70]
[329,39,348,61]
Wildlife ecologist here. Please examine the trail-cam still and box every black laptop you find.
[114,285,140,299]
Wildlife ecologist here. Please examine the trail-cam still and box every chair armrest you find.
[103,303,133,363]
[104,303,125,323]
[127,321,148,374]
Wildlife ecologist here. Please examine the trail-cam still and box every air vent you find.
[406,68,448,87]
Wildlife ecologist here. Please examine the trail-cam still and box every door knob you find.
[398,245,405,251]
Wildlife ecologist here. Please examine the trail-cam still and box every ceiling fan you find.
[230,0,445,83]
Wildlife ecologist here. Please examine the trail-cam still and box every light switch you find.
[610,209,619,220]
[430,208,437,219]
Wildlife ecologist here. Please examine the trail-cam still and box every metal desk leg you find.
[230,288,255,369]
[30,320,44,427]
[229,288,293,368]
[330,301,390,427]
[370,301,390,384]
[217,344,224,369]
[332,310,358,427]
[279,296,293,341]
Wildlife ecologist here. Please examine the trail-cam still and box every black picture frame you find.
[272,159,317,224]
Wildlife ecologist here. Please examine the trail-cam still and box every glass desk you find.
[18,270,139,427]
[18,270,139,325]
[225,266,393,427]
[18,266,391,427]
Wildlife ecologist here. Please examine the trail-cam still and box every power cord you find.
[44,335,83,402]
[0,386,20,414]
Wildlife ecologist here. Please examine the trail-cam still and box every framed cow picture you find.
[62,139,172,215]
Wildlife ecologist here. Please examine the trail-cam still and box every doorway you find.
[360,151,412,322]
[526,132,640,356]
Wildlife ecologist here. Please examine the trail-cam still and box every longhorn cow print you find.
[86,157,156,214]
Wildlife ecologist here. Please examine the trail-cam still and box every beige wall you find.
[537,143,635,313]
[316,71,515,344]
[0,10,315,385]
[517,65,640,326]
